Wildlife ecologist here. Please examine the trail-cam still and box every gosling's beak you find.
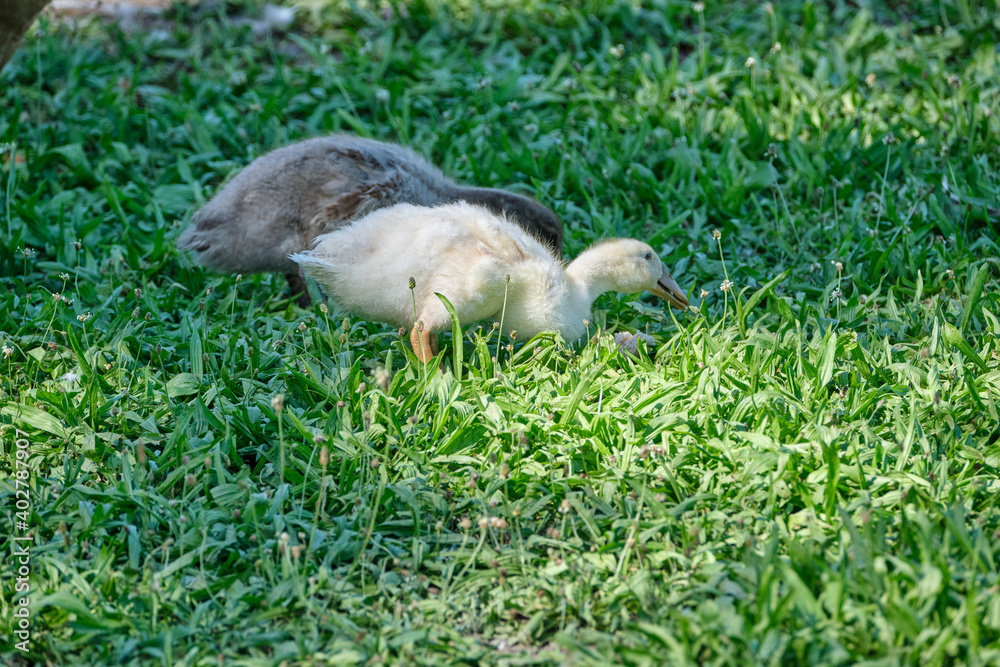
[650,266,689,310]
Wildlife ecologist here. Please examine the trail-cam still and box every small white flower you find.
[720,279,733,293]
[745,56,757,68]
[693,1,705,12]
[865,73,877,87]
[59,371,80,384]
[2,345,13,359]
[770,42,781,53]
[523,123,538,134]
[375,88,390,103]
[608,44,624,59]
[77,313,92,323]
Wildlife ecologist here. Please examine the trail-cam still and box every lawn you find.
[1,0,999,664]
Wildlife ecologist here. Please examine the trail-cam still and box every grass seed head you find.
[375,366,390,392]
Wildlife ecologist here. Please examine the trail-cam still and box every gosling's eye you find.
[644,252,652,261]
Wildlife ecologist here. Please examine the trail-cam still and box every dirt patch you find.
[46,0,296,35]
[49,0,179,16]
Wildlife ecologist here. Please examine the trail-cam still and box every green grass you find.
[1,0,999,664]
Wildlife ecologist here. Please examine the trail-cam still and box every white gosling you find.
[291,202,689,361]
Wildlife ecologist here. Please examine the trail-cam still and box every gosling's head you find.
[576,239,689,309]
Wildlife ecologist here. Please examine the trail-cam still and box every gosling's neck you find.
[560,250,619,340]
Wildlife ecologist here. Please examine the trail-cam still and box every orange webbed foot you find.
[409,324,439,363]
